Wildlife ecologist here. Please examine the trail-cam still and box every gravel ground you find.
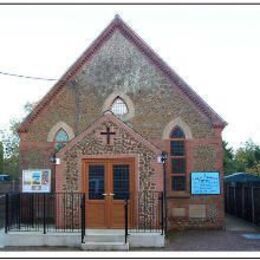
[1,215,259,251]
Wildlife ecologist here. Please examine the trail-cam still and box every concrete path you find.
[0,214,260,251]
[225,214,260,232]
[161,214,260,251]
[0,229,4,248]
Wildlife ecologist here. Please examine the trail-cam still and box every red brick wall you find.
[19,31,225,230]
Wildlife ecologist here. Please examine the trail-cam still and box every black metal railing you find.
[225,183,260,226]
[123,191,163,243]
[129,191,164,233]
[81,193,86,243]
[124,198,128,243]
[5,193,84,234]
[4,191,164,243]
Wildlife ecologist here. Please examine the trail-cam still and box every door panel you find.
[113,165,130,200]
[86,202,106,227]
[85,163,108,228]
[110,164,131,228]
[83,159,135,228]
[88,165,105,200]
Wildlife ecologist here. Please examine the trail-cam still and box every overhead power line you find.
[0,71,58,81]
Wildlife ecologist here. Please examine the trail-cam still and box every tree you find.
[223,140,237,175]
[234,139,260,176]
[223,139,260,176]
[0,119,21,179]
[0,102,33,180]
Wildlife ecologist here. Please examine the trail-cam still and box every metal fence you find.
[5,193,84,234]
[3,191,164,243]
[131,191,163,234]
[225,183,260,225]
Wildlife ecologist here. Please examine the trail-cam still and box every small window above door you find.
[111,97,128,116]
[54,128,69,151]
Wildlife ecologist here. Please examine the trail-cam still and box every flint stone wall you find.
[61,120,158,192]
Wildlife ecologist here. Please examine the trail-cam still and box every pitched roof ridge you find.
[18,16,120,133]
[116,18,227,126]
[18,15,226,133]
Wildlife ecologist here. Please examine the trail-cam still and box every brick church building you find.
[18,15,227,231]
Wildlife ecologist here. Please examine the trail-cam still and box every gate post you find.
[81,193,86,243]
[124,198,128,244]
[43,193,46,234]
[31,193,34,228]
[18,193,21,230]
[161,192,164,235]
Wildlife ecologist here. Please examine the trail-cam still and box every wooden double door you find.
[82,158,135,228]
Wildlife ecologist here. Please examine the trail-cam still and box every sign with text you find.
[22,169,51,193]
[191,171,220,195]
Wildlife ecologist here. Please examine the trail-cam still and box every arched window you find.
[111,97,128,116]
[54,128,69,151]
[170,126,185,139]
[170,126,186,191]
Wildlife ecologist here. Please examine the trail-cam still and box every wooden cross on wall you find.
[100,127,116,145]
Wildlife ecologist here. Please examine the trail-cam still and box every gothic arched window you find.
[111,97,128,116]
[54,128,69,151]
[170,126,185,139]
[170,126,186,191]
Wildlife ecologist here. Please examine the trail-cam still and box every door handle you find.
[102,193,115,196]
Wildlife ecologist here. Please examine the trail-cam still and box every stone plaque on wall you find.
[189,204,206,219]
[172,208,186,217]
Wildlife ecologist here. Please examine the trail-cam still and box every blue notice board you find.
[191,172,221,195]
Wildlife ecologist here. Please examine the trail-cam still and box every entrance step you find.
[81,231,129,251]
[84,234,125,243]
[81,241,129,251]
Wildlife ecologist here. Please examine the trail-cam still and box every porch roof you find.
[56,111,162,157]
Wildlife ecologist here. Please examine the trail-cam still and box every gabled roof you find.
[57,111,161,157]
[18,15,227,133]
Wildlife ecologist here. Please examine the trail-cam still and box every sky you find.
[0,5,260,150]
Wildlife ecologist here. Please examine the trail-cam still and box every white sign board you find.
[22,169,51,193]
[191,171,220,195]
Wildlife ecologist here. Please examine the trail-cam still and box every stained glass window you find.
[55,129,69,142]
[54,128,69,151]
[169,126,187,192]
[172,158,186,173]
[170,126,185,138]
[172,176,186,191]
[171,141,185,156]
[111,97,128,116]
